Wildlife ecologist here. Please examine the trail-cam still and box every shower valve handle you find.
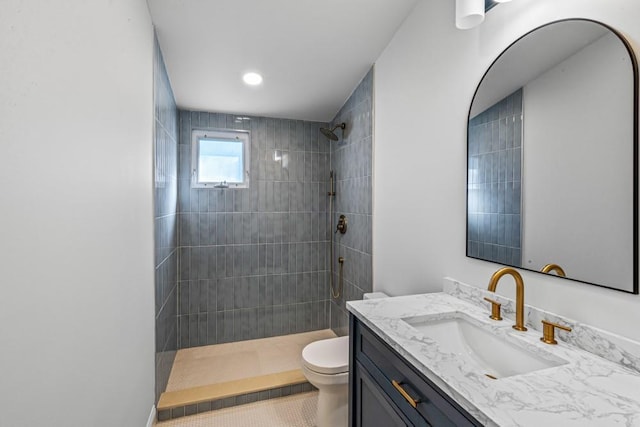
[336,215,347,234]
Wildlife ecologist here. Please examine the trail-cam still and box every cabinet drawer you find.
[352,316,482,427]
[354,360,415,427]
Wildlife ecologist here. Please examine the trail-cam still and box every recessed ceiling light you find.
[243,72,263,86]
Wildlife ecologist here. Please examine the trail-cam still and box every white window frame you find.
[191,128,250,188]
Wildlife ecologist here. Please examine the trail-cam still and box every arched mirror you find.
[467,19,638,293]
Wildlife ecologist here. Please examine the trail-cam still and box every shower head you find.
[320,123,346,141]
[320,127,339,141]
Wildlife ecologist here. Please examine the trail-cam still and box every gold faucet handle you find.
[540,319,572,345]
[483,297,503,321]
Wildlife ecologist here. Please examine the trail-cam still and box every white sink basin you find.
[402,314,568,379]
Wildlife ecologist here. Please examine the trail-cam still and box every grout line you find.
[156,248,178,269]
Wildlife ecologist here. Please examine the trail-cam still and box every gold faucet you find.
[487,267,527,331]
[541,263,566,277]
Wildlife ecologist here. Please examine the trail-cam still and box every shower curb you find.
[157,381,315,421]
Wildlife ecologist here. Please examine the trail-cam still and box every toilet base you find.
[301,336,350,427]
[316,383,348,427]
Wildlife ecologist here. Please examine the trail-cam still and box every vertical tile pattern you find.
[154,37,179,403]
[329,68,374,336]
[467,89,523,266]
[177,111,331,348]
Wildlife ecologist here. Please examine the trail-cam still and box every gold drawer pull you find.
[392,380,420,408]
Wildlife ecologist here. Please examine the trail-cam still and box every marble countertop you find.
[347,292,640,426]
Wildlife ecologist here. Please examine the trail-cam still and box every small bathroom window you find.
[191,129,250,188]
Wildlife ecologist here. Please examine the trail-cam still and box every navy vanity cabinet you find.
[350,315,482,427]
[354,360,413,426]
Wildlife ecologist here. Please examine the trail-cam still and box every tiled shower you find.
[176,111,332,349]
[153,35,374,403]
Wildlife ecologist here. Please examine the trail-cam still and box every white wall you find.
[0,1,155,426]
[374,0,640,341]
[522,33,633,290]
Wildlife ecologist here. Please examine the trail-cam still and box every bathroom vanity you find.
[347,279,640,426]
[351,315,481,426]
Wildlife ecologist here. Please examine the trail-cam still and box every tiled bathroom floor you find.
[155,391,318,426]
[166,329,337,391]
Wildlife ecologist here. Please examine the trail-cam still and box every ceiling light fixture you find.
[242,72,263,86]
[456,0,485,30]
[456,0,516,30]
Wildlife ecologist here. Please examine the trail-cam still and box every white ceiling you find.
[147,0,420,122]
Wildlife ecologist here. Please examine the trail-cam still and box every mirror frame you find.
[466,18,639,294]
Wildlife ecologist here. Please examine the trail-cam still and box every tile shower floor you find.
[155,391,318,426]
[166,329,337,391]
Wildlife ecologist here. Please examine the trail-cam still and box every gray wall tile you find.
[176,110,331,348]
[329,67,374,335]
[153,36,178,403]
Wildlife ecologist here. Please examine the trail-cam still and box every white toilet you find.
[302,335,350,427]
[301,292,388,427]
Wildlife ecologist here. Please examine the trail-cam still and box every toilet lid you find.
[302,336,350,375]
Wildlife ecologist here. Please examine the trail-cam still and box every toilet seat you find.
[302,336,349,375]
